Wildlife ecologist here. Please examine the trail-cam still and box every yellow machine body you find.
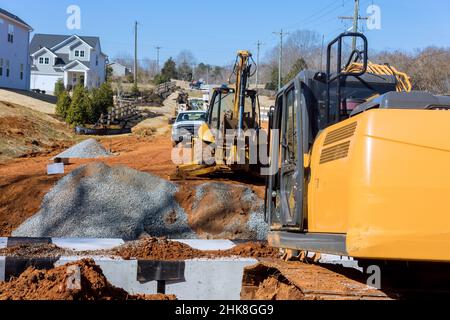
[307,109,450,262]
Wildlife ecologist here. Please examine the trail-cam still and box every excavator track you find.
[241,260,392,300]
[241,259,450,300]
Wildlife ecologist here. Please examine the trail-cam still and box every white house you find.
[109,62,131,78]
[30,34,108,94]
[0,8,33,90]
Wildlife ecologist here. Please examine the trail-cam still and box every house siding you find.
[0,13,31,90]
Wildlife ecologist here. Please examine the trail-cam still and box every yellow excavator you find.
[174,50,265,179]
[265,33,450,279]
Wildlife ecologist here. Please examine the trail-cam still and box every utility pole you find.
[273,29,288,90]
[255,41,263,89]
[155,46,162,73]
[339,0,368,51]
[320,34,325,71]
[134,21,138,86]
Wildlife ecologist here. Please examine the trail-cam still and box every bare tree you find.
[373,47,450,94]
[113,52,134,69]
[176,50,197,66]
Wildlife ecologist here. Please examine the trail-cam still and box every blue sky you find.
[2,0,450,65]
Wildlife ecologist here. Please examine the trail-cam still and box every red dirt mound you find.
[114,237,280,261]
[0,259,176,300]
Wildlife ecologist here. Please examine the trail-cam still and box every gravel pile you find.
[53,139,111,159]
[13,163,196,239]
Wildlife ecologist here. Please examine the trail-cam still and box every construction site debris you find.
[12,163,196,239]
[0,259,176,300]
[0,238,280,261]
[113,237,280,261]
[0,243,68,258]
[53,138,112,159]
[11,161,267,240]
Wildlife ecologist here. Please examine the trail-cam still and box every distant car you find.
[171,111,207,145]
[188,98,206,111]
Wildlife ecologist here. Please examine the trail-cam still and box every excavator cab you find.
[266,32,450,263]
[207,86,260,134]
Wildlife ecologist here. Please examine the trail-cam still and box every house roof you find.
[0,8,33,30]
[109,62,130,69]
[63,60,90,71]
[30,34,101,55]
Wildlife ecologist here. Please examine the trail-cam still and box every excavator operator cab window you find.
[284,88,298,162]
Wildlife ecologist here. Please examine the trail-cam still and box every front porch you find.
[63,60,90,91]
[64,71,88,91]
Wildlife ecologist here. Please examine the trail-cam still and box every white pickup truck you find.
[171,110,207,145]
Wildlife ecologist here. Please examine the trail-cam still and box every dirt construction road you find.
[0,133,265,237]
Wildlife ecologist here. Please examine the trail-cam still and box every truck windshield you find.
[177,112,206,122]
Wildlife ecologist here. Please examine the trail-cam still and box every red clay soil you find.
[0,259,176,300]
[175,183,255,239]
[0,135,172,236]
[0,134,265,237]
[114,237,280,261]
[254,277,306,300]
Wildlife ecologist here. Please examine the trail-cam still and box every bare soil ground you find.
[0,259,175,300]
[0,238,280,261]
[0,134,265,237]
[113,237,280,260]
[0,100,74,164]
[0,88,264,238]
[0,89,56,114]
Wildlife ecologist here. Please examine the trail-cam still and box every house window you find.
[96,55,98,66]
[7,25,14,43]
[75,50,80,57]
[20,64,24,80]
[80,51,85,58]
[6,60,10,77]
[0,59,3,77]
[44,58,50,65]
[39,57,44,64]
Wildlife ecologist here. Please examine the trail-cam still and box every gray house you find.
[0,8,33,90]
[30,34,108,94]
[109,62,131,78]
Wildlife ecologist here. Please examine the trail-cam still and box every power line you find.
[255,41,263,88]
[134,21,138,85]
[338,0,368,51]
[273,29,289,90]
[284,0,346,31]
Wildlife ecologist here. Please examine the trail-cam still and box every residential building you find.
[30,33,108,94]
[109,62,132,78]
[0,8,33,90]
